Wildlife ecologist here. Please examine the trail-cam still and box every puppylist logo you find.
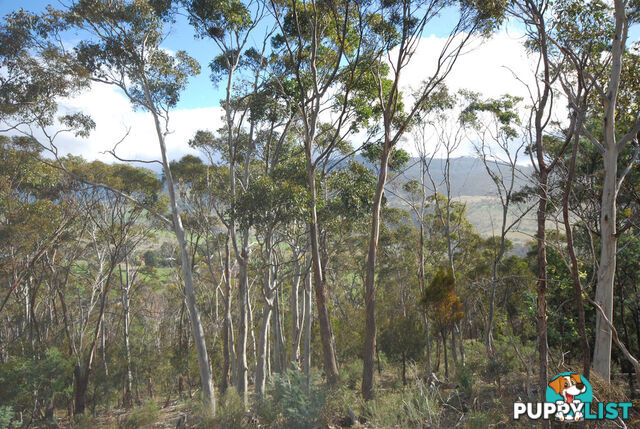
[513,372,633,422]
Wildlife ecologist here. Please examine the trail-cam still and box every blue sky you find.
[1,1,638,165]
[0,1,498,110]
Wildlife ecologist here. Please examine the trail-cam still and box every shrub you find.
[118,401,159,429]
[73,413,95,429]
[466,411,491,429]
[142,250,159,267]
[0,406,19,429]
[361,380,439,427]
[339,359,363,389]
[456,364,474,396]
[0,347,73,420]
[263,369,326,429]
[211,387,244,429]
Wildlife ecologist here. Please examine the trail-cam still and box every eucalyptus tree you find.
[552,0,640,383]
[58,0,216,414]
[183,0,270,404]
[460,93,530,355]
[506,0,580,404]
[268,0,379,385]
[360,0,505,398]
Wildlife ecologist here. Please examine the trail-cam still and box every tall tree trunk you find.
[362,144,391,400]
[306,165,339,385]
[291,258,302,363]
[147,100,215,415]
[442,330,449,379]
[221,233,233,394]
[593,146,619,381]
[563,124,591,378]
[458,324,465,366]
[592,0,628,384]
[536,167,549,405]
[304,271,312,393]
[74,366,89,415]
[120,260,133,407]
[256,305,273,399]
[236,248,249,406]
[272,289,286,373]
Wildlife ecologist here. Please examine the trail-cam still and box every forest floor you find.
[49,341,640,428]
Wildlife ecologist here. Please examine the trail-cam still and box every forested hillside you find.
[1,0,640,428]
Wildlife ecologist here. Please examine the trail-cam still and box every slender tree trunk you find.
[121,261,133,407]
[272,289,286,372]
[592,0,628,384]
[563,126,591,378]
[536,167,549,405]
[306,165,339,384]
[221,232,232,394]
[458,324,465,366]
[593,146,619,382]
[442,330,449,379]
[101,309,108,377]
[304,271,312,393]
[256,304,273,399]
[291,258,301,363]
[147,101,215,415]
[362,144,391,400]
[236,249,249,405]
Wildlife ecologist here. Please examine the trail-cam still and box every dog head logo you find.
[545,372,593,421]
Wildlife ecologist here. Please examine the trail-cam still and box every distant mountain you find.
[389,156,533,198]
[381,156,536,255]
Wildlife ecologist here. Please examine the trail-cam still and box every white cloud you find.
[402,30,535,101]
[46,30,549,165]
[52,83,224,168]
[393,29,566,158]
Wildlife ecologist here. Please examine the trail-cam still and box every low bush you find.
[258,368,326,429]
[118,401,159,429]
[211,387,244,429]
[0,406,19,429]
[339,359,363,389]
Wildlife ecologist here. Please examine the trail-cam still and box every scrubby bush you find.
[118,401,159,429]
[0,347,73,421]
[456,364,475,397]
[339,359,363,389]
[142,250,159,267]
[361,380,439,427]
[466,411,491,429]
[0,406,19,429]
[259,368,326,428]
[73,412,95,429]
[211,387,244,429]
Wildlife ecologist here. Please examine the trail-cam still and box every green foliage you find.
[327,161,377,220]
[379,313,425,363]
[0,348,73,419]
[73,413,96,429]
[360,382,439,427]
[0,406,18,429]
[460,93,522,138]
[339,359,363,390]
[117,401,159,429]
[465,411,492,429]
[422,267,464,333]
[361,143,410,172]
[211,387,244,429]
[263,369,326,429]
[456,364,475,397]
[143,249,159,267]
